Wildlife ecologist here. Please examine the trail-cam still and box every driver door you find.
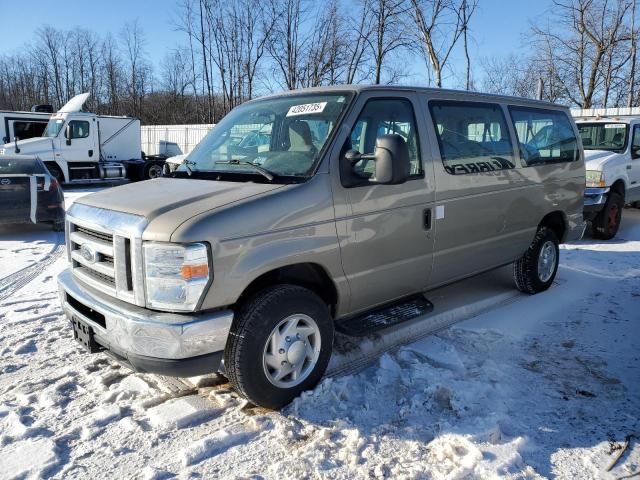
[62,119,96,165]
[332,92,435,315]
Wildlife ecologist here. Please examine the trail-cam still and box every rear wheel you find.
[513,226,559,294]
[224,285,333,409]
[142,161,163,180]
[592,191,623,240]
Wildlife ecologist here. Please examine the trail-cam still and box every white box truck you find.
[573,108,640,239]
[0,93,166,183]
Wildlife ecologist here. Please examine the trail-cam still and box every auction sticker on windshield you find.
[287,102,327,117]
[604,123,626,129]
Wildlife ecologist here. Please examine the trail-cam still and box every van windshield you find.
[577,123,628,152]
[176,93,353,182]
[43,119,65,138]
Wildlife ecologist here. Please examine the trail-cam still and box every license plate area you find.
[72,316,103,353]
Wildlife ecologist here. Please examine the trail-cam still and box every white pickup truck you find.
[573,109,640,239]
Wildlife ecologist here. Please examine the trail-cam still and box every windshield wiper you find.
[214,159,275,181]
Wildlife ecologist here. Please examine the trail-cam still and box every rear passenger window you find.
[509,107,578,165]
[429,101,515,175]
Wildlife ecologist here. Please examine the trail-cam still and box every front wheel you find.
[592,191,623,240]
[513,226,559,294]
[224,285,333,409]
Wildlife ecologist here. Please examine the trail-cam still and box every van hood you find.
[583,149,625,170]
[75,177,287,239]
[1,137,54,157]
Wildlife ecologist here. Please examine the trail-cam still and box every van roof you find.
[250,85,567,110]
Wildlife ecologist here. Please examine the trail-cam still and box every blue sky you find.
[0,0,554,86]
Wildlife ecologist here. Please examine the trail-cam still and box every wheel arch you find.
[610,178,626,198]
[44,160,67,182]
[538,210,567,243]
[237,262,339,318]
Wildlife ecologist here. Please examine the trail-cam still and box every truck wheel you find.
[224,285,333,409]
[513,226,559,294]
[142,162,163,180]
[592,191,623,240]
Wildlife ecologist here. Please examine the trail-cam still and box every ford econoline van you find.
[58,86,585,408]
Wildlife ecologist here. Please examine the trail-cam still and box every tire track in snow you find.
[0,232,65,302]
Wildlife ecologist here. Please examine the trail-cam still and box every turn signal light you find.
[181,264,209,281]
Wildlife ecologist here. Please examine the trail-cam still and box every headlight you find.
[143,242,210,311]
[585,170,605,187]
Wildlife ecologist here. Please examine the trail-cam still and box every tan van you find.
[58,86,585,408]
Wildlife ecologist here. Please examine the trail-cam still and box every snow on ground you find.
[0,186,638,479]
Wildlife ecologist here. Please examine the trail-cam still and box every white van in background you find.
[0,107,52,145]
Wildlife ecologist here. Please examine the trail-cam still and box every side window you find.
[632,126,640,159]
[429,101,515,175]
[69,120,90,139]
[13,121,47,140]
[509,107,578,166]
[632,125,640,148]
[347,98,422,179]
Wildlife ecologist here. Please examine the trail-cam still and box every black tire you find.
[224,285,333,409]
[513,226,559,294]
[592,191,624,240]
[142,162,164,180]
[45,163,64,183]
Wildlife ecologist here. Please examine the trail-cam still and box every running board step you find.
[335,295,434,337]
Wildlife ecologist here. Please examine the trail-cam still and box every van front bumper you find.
[583,187,609,220]
[57,269,232,377]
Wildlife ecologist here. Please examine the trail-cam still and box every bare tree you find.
[628,0,638,106]
[368,0,410,84]
[410,0,477,88]
[532,0,633,108]
[120,20,150,116]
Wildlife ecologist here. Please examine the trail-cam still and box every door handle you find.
[423,208,432,230]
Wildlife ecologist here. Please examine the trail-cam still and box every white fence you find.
[571,107,640,118]
[141,124,215,156]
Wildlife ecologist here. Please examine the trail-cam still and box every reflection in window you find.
[509,107,578,166]
[429,101,515,175]
[348,98,422,178]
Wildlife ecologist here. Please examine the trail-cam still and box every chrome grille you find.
[66,204,148,307]
[75,226,113,243]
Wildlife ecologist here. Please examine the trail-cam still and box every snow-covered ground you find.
[0,186,638,479]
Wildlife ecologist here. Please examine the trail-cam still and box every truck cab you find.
[574,112,640,239]
[0,93,164,183]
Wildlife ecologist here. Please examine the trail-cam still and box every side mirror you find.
[632,146,640,159]
[345,134,410,185]
[65,125,72,145]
